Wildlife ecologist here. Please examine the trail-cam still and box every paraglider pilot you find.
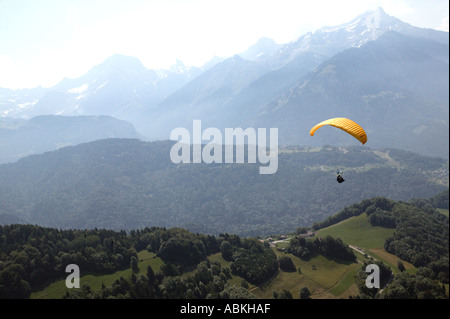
[337,170,345,183]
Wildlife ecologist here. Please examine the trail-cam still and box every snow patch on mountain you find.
[18,99,38,109]
[68,84,88,94]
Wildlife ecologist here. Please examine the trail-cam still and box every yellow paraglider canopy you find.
[310,117,367,145]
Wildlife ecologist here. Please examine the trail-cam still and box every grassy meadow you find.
[31,250,164,299]
[318,213,415,275]
[318,213,394,249]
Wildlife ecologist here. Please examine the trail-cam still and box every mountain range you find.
[0,7,448,161]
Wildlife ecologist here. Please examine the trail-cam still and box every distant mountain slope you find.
[30,54,205,122]
[0,115,142,163]
[142,9,448,158]
[253,31,449,158]
[0,54,206,123]
[238,37,283,61]
[0,138,447,236]
[144,55,276,137]
[276,7,448,60]
[0,211,27,225]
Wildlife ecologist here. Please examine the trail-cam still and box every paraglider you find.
[309,117,367,145]
[310,118,367,183]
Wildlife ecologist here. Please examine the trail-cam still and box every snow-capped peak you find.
[169,59,191,74]
[320,7,389,33]
[363,7,383,29]
[284,7,414,55]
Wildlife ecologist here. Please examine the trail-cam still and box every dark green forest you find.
[287,235,356,261]
[0,225,282,299]
[0,139,447,236]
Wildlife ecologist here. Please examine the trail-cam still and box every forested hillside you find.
[312,191,449,295]
[0,191,447,299]
[0,139,447,236]
[0,225,278,299]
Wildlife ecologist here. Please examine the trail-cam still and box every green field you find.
[31,250,164,299]
[209,250,360,299]
[318,213,394,249]
[261,250,360,299]
[318,213,415,274]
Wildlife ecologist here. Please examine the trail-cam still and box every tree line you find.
[0,225,281,298]
[353,260,447,299]
[287,235,356,261]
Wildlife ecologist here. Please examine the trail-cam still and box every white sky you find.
[0,0,448,89]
